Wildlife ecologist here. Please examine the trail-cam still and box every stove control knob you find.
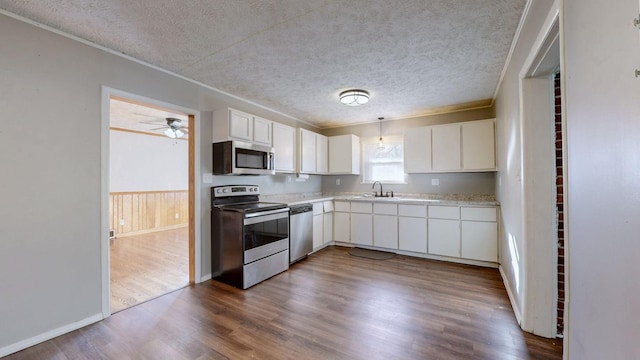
[216,189,222,193]
[253,187,258,192]
[248,188,253,192]
[222,189,228,193]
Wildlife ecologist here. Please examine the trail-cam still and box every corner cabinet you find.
[213,108,273,146]
[329,134,360,174]
[299,128,328,174]
[404,119,496,173]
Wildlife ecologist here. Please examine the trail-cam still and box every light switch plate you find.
[431,178,439,186]
[203,173,213,184]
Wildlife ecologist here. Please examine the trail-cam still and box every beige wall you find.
[0,12,320,355]
[563,0,640,357]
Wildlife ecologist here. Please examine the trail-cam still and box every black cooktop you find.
[218,202,288,214]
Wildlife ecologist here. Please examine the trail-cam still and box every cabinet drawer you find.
[374,203,397,215]
[351,202,373,213]
[428,206,460,219]
[312,202,324,215]
[323,201,334,212]
[461,207,496,222]
[334,201,350,212]
[398,204,427,218]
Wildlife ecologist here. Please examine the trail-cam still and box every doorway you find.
[102,90,198,315]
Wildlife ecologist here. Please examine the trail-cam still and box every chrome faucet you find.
[372,181,383,197]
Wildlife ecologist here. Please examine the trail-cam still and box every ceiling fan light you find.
[339,89,369,106]
[164,128,177,138]
[174,129,185,138]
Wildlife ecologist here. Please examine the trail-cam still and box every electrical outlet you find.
[175,213,179,219]
[336,178,341,186]
[203,173,213,184]
[287,175,292,183]
[431,178,440,186]
[119,219,124,225]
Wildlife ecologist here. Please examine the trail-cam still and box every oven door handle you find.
[243,208,290,225]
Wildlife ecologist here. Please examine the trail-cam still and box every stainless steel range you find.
[211,185,290,289]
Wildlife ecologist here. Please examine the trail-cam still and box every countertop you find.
[261,192,499,207]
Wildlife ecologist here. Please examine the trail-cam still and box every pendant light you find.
[377,117,385,150]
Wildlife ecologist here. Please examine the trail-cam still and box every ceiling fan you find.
[144,117,188,138]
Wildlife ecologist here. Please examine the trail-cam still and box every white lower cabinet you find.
[461,221,497,262]
[373,203,398,249]
[323,212,333,244]
[374,215,398,249]
[312,201,334,250]
[333,201,350,243]
[313,213,323,249]
[350,202,373,246]
[398,204,427,253]
[428,218,461,257]
[461,206,498,262]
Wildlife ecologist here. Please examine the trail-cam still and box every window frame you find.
[360,135,407,184]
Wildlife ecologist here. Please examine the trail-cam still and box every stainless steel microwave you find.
[212,140,275,175]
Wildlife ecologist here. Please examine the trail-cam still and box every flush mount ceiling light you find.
[339,89,369,106]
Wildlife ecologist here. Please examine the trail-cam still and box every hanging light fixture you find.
[339,89,369,106]
[377,117,385,150]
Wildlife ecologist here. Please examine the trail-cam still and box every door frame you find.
[100,86,201,317]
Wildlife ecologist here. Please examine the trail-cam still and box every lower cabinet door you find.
[323,212,333,244]
[350,213,373,246]
[399,217,427,253]
[333,212,350,242]
[428,218,460,257]
[313,214,323,249]
[373,214,398,249]
[461,221,498,262]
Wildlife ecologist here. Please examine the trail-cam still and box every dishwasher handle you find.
[289,203,313,215]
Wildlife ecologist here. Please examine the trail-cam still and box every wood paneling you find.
[109,190,188,236]
[5,246,562,359]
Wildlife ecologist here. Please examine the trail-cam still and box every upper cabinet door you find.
[273,122,295,173]
[329,134,360,175]
[316,134,328,174]
[432,124,462,171]
[462,119,495,170]
[228,109,253,141]
[299,128,317,173]
[252,116,273,146]
[404,126,432,173]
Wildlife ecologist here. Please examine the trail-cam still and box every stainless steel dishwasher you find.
[289,203,313,264]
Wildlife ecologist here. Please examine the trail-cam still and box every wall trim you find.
[0,313,103,358]
[500,265,522,324]
[200,273,213,282]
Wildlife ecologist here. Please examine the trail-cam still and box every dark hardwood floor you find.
[6,246,562,359]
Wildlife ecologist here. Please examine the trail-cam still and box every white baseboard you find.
[499,265,522,325]
[0,313,103,358]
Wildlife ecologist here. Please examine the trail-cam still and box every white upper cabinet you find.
[461,119,495,170]
[272,122,296,173]
[299,128,317,173]
[317,134,328,174]
[329,134,360,174]
[406,119,496,173]
[252,116,273,146]
[299,128,328,174]
[213,108,273,146]
[432,124,462,171]
[404,126,432,173]
[228,109,253,141]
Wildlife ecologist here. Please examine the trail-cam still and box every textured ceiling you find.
[0,0,527,128]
